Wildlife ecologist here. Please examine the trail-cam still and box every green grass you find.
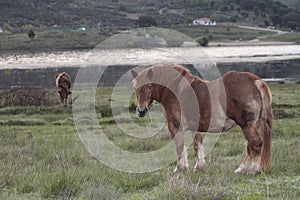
[0,28,107,52]
[0,83,299,199]
[173,25,275,42]
[272,33,300,42]
[1,25,297,52]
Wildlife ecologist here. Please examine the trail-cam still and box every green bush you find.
[136,15,157,27]
[165,36,184,47]
[197,36,209,47]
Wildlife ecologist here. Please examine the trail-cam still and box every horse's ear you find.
[131,70,138,78]
[147,69,153,80]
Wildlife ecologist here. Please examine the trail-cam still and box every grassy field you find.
[0,83,299,199]
[0,28,107,52]
[271,33,300,42]
[173,25,275,42]
[0,25,295,52]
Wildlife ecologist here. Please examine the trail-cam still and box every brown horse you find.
[56,72,72,105]
[131,64,272,174]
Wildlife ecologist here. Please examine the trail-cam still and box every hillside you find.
[1,0,300,30]
[276,0,300,11]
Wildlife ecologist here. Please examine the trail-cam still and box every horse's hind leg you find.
[193,132,206,171]
[235,122,263,174]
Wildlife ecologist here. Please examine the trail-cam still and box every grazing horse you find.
[131,64,272,174]
[56,72,72,105]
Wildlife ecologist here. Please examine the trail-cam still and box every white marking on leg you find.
[174,146,189,173]
[235,164,246,173]
[235,155,262,174]
[250,155,261,173]
[194,142,206,171]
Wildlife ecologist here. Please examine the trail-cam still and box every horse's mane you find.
[171,65,205,83]
[133,64,205,89]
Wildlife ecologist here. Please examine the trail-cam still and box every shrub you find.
[28,30,35,39]
[197,36,209,47]
[0,87,51,107]
[165,36,184,47]
[3,22,12,32]
[136,16,157,27]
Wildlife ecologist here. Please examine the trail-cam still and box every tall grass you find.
[0,83,299,199]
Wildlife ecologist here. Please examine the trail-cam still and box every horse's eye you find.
[148,84,152,90]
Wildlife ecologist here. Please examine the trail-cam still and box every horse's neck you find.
[153,85,179,111]
[152,85,164,103]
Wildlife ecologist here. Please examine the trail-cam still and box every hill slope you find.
[1,0,299,30]
[275,0,300,11]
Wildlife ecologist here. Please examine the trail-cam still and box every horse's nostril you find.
[137,107,148,117]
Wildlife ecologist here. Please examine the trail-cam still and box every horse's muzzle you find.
[137,107,148,117]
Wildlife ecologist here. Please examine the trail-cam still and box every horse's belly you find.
[205,115,236,133]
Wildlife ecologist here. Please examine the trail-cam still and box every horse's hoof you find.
[193,160,206,172]
[173,167,179,173]
[235,163,262,174]
[234,164,246,174]
[234,168,243,174]
[173,165,188,173]
[193,166,205,172]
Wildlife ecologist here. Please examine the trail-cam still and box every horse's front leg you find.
[193,132,206,171]
[174,129,189,173]
[169,122,189,172]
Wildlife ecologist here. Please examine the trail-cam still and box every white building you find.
[193,18,216,26]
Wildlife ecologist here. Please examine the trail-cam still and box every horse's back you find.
[56,72,71,89]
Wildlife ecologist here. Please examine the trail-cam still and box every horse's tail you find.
[255,80,272,172]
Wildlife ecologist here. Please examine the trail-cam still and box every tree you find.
[3,22,12,32]
[283,12,300,30]
[286,21,298,30]
[197,36,209,47]
[28,30,35,39]
[240,0,256,10]
[269,14,282,27]
[264,20,270,27]
[136,16,157,27]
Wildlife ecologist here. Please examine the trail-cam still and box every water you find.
[0,45,300,69]
[0,45,299,87]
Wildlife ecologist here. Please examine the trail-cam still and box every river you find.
[0,44,299,87]
[0,45,300,69]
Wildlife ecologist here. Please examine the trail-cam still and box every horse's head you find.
[58,86,71,104]
[131,69,154,117]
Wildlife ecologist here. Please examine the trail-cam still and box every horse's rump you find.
[56,72,72,105]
